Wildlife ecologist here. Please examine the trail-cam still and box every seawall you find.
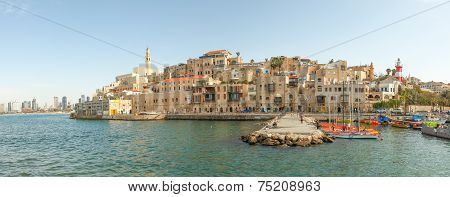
[165,113,278,121]
[72,114,165,121]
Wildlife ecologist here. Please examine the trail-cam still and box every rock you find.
[257,135,265,143]
[295,139,310,147]
[286,134,299,142]
[248,135,258,145]
[261,133,269,139]
[322,135,335,143]
[295,136,312,147]
[240,135,248,142]
[286,140,294,146]
[311,137,323,145]
[270,134,279,140]
[261,138,280,146]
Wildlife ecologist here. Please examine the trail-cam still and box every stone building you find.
[78,48,404,115]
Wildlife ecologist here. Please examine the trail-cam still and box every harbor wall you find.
[72,113,276,121]
[72,114,165,121]
[165,113,277,121]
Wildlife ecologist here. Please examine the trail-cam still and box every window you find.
[317,86,322,92]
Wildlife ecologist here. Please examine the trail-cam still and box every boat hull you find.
[421,126,450,140]
[332,134,379,139]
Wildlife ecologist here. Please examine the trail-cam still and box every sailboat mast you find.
[328,97,331,124]
[350,80,353,125]
[342,80,345,127]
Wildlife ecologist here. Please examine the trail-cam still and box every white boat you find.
[332,133,379,139]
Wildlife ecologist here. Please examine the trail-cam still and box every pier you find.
[241,114,334,147]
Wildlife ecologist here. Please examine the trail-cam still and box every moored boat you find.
[360,118,379,126]
[391,120,410,129]
[421,121,450,140]
[320,123,380,139]
[424,121,438,128]
[378,115,390,125]
[332,133,379,139]
[410,122,423,130]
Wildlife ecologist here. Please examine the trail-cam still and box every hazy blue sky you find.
[1,0,449,105]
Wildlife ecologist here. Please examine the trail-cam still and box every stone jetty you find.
[241,114,334,147]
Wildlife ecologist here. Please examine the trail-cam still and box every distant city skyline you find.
[1,0,449,104]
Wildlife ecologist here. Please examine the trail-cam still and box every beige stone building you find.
[77,48,405,116]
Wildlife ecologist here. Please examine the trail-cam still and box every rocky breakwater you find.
[241,115,334,147]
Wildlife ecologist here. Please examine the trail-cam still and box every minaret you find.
[145,48,151,75]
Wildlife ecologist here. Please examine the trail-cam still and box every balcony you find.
[288,76,298,87]
[274,95,282,105]
[267,83,275,92]
[228,92,241,102]
[205,93,215,102]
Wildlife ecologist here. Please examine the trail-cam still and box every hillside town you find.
[69,48,449,118]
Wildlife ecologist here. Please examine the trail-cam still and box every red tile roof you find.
[206,49,228,55]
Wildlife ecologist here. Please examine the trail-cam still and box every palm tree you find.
[399,90,410,115]
[270,57,283,76]
[386,68,391,76]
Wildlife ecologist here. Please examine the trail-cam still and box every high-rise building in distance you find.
[62,96,68,110]
[0,104,5,113]
[53,97,59,110]
[32,98,38,111]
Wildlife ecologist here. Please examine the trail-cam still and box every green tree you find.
[270,57,283,75]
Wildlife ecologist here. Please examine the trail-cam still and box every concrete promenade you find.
[266,114,319,135]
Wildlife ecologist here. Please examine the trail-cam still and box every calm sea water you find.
[0,113,449,177]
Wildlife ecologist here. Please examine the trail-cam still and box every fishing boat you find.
[378,115,390,125]
[391,120,410,128]
[410,122,423,130]
[360,118,379,126]
[406,114,424,130]
[421,121,450,140]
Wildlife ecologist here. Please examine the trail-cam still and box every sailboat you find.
[321,79,381,139]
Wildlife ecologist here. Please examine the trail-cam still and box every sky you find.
[0,0,449,106]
